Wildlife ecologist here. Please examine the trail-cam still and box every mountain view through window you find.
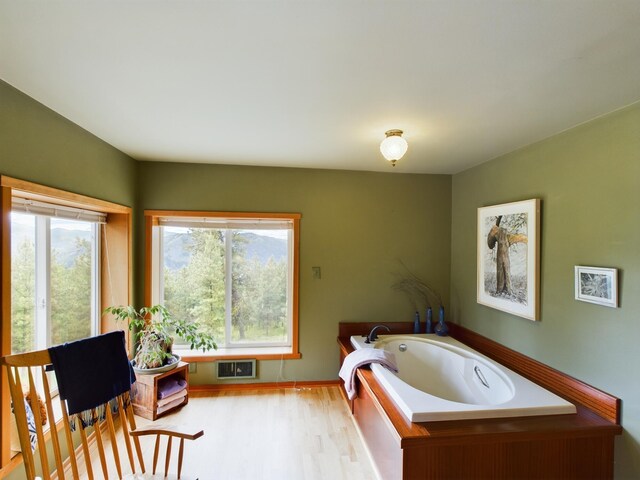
[11,213,98,353]
[162,226,290,348]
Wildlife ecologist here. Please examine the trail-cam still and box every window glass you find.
[158,219,294,350]
[230,229,288,344]
[50,218,95,345]
[11,213,36,354]
[163,227,226,342]
[10,212,99,353]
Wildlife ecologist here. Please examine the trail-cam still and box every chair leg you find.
[178,438,185,479]
[61,404,80,479]
[153,434,161,475]
[105,407,122,479]
[78,422,94,480]
[164,436,173,477]
[118,396,137,474]
[92,411,109,479]
[126,397,146,473]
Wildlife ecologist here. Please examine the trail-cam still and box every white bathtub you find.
[350,334,576,422]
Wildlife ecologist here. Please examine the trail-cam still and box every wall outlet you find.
[189,363,197,374]
[312,266,321,279]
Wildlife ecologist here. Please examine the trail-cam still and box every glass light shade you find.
[380,134,408,161]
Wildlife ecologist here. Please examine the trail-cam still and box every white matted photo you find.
[477,199,540,321]
[575,266,618,308]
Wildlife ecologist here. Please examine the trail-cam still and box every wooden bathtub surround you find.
[338,322,622,480]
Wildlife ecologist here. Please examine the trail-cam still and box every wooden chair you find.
[2,348,203,479]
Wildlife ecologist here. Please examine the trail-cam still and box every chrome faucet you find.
[365,324,391,344]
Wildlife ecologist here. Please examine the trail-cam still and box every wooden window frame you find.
[0,176,132,471]
[145,210,301,361]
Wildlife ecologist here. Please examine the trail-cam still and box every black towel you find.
[48,331,136,415]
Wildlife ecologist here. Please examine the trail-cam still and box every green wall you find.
[0,80,137,206]
[137,161,452,383]
[450,103,640,479]
[0,81,138,479]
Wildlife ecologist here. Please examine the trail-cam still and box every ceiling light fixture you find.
[380,129,408,167]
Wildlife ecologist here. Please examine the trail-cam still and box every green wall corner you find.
[450,102,640,479]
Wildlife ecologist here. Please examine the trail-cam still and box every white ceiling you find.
[1,1,640,174]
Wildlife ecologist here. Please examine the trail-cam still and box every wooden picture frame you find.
[575,266,618,308]
[477,199,540,321]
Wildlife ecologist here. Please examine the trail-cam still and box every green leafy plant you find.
[103,304,217,369]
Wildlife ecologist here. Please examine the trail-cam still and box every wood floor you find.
[79,386,378,480]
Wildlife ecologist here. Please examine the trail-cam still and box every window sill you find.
[177,346,301,362]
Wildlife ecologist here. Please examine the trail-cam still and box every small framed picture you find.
[574,266,618,308]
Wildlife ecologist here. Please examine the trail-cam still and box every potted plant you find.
[103,304,217,373]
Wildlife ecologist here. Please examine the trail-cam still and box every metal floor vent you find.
[217,360,256,379]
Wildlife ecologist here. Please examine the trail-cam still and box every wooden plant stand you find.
[131,362,189,420]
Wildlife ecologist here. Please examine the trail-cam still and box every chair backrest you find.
[2,347,147,480]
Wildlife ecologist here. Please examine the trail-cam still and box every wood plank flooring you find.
[77,386,378,480]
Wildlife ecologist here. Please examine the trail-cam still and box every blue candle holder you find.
[425,307,433,334]
[435,306,448,337]
[413,311,421,334]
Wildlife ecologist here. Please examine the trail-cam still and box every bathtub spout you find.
[365,325,391,344]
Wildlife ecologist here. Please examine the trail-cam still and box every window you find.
[11,200,102,353]
[1,176,132,470]
[146,211,300,359]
